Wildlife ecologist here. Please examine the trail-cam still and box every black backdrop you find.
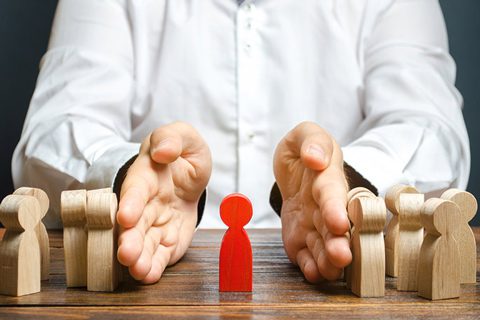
[0,0,479,225]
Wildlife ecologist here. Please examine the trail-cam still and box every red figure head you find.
[220,193,253,229]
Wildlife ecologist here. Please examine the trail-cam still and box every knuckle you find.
[296,120,317,131]
[151,126,167,138]
[172,121,195,134]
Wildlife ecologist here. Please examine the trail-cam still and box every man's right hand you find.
[116,122,212,284]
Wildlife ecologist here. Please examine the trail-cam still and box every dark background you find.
[0,0,479,225]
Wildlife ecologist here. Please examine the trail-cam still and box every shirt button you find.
[245,3,254,12]
[248,132,255,140]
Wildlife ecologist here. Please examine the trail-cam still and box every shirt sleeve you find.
[342,0,470,197]
[12,0,140,228]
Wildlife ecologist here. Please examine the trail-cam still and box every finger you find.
[312,169,350,236]
[312,208,351,268]
[323,232,352,269]
[150,135,182,165]
[118,199,169,266]
[296,247,323,283]
[128,227,163,281]
[275,122,334,175]
[117,153,159,227]
[141,244,171,284]
[310,235,343,281]
[150,122,212,198]
[117,227,144,266]
[300,139,333,172]
[291,122,334,170]
[117,186,150,228]
[306,231,342,281]
[150,122,210,168]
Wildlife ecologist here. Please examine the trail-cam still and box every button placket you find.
[236,1,265,194]
[239,2,257,54]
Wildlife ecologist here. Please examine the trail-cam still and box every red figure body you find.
[219,193,253,292]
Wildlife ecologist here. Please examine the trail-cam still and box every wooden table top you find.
[0,228,479,319]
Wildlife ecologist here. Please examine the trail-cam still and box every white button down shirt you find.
[13,0,470,229]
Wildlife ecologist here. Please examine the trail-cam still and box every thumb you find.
[298,123,334,171]
[281,121,334,171]
[149,122,212,190]
[149,121,209,165]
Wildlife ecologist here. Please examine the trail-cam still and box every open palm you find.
[116,122,212,284]
[274,122,351,282]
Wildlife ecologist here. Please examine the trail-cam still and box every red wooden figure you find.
[219,193,253,292]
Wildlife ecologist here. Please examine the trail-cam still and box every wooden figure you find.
[348,196,386,297]
[397,193,424,291]
[441,189,477,284]
[87,187,124,283]
[61,190,88,287]
[86,192,119,292]
[219,193,253,292]
[345,187,376,289]
[417,198,460,300]
[384,184,418,277]
[0,195,41,296]
[347,187,376,203]
[87,187,113,197]
[13,187,50,281]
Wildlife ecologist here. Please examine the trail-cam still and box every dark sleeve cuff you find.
[112,154,207,227]
[269,161,378,217]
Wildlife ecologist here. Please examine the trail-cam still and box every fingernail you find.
[307,144,325,160]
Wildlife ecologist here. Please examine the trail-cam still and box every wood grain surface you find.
[0,228,479,319]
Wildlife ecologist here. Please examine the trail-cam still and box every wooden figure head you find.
[13,187,49,220]
[347,187,375,203]
[346,187,377,233]
[421,198,460,237]
[398,193,425,230]
[61,190,87,227]
[441,189,477,223]
[0,195,42,296]
[220,193,253,229]
[348,197,386,233]
[385,184,418,216]
[0,195,41,232]
[86,193,117,230]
